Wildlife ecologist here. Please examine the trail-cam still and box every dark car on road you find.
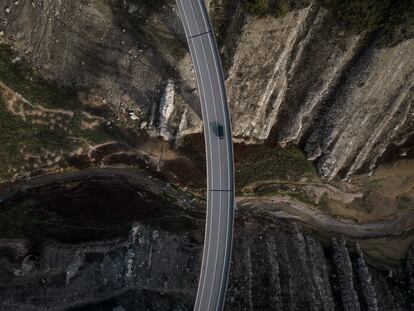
[217,123,224,139]
[210,121,225,139]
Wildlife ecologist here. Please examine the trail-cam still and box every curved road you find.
[175,1,235,310]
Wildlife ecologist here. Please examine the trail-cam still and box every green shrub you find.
[0,45,78,109]
[236,145,316,189]
[321,0,391,33]
[245,0,311,17]
[0,44,123,180]
[246,0,270,16]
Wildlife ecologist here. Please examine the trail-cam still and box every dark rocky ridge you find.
[0,171,412,311]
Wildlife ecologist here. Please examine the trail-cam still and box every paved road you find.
[175,1,235,310]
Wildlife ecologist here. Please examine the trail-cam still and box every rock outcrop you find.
[0,173,412,310]
[332,237,361,311]
[0,0,203,142]
[0,1,413,310]
[1,216,412,311]
[1,1,413,179]
[223,2,414,179]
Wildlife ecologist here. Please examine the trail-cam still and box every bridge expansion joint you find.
[209,189,234,192]
[188,31,212,39]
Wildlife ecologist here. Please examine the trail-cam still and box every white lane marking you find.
[190,41,213,194]
[201,40,222,310]
[190,33,224,311]
[215,32,235,306]
[189,0,202,37]
[195,0,211,33]
[206,33,233,310]
[205,33,233,311]
[178,2,234,311]
[198,33,224,311]
[176,1,191,38]
[197,34,222,311]
[189,35,216,311]
[207,33,232,189]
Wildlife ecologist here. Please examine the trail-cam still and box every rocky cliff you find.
[0,1,414,310]
[0,171,412,311]
[1,0,413,180]
[221,0,414,180]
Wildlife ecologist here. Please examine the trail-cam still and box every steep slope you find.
[0,172,412,310]
[1,0,413,180]
[223,1,414,179]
